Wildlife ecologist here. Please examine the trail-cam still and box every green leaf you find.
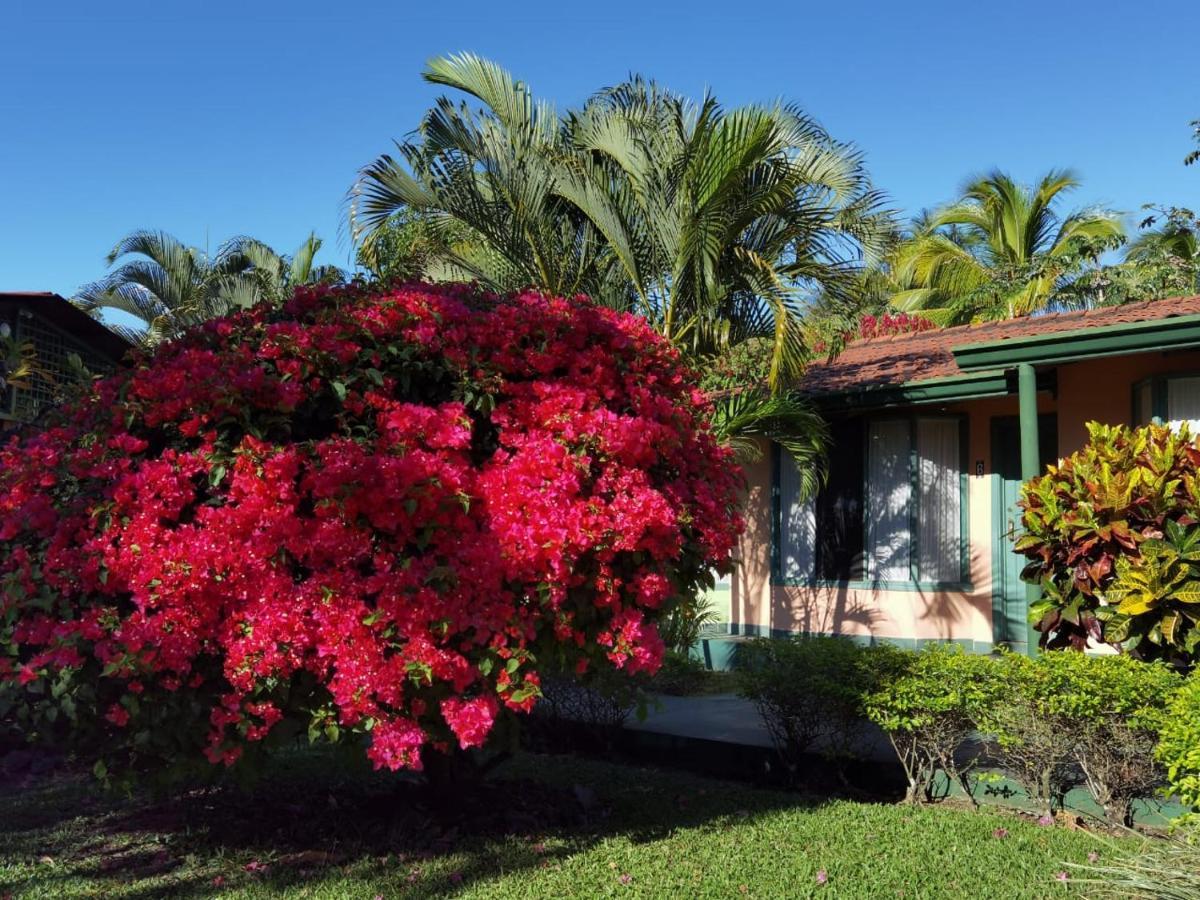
[331,381,347,402]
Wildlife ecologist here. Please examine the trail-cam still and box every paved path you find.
[626,693,897,763]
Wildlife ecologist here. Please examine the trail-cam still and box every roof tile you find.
[800,295,1200,395]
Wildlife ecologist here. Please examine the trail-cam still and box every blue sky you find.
[2,0,1197,299]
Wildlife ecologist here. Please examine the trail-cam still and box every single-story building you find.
[1,292,131,426]
[722,294,1200,659]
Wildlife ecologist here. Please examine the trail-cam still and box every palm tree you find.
[76,231,342,345]
[349,55,618,305]
[888,170,1124,323]
[1126,218,1199,269]
[350,55,894,495]
[223,232,345,303]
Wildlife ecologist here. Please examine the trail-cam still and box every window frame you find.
[1132,373,1200,427]
[771,412,971,591]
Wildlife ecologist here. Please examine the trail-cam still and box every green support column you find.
[1017,363,1041,656]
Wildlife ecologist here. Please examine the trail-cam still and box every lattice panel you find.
[10,313,115,422]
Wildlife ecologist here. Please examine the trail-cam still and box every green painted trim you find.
[774,578,975,592]
[908,417,920,583]
[951,312,1200,371]
[713,622,996,655]
[1017,364,1041,657]
[811,370,1011,411]
[769,443,781,582]
[958,415,971,584]
[989,471,1007,647]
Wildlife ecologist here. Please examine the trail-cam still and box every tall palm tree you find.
[888,170,1124,323]
[350,55,894,496]
[76,231,342,345]
[349,55,620,305]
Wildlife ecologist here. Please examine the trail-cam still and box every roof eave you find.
[951,312,1200,371]
[803,370,1013,411]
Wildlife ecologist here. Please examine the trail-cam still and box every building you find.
[716,295,1200,663]
[0,292,132,426]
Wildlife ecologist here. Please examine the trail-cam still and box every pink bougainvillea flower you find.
[1038,814,1055,827]
[992,827,1009,839]
[1055,871,1070,883]
[1087,851,1100,863]
[816,869,828,884]
[0,283,743,777]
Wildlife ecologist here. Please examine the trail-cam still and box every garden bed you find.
[0,748,1133,898]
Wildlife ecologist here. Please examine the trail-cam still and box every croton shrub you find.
[0,283,743,777]
[1017,421,1200,662]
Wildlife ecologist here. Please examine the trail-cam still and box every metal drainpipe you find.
[1017,363,1041,656]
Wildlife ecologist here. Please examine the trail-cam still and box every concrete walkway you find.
[627,692,897,763]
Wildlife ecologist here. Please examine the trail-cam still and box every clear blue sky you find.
[2,0,1197,299]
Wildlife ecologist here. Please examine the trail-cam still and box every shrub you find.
[1156,671,1200,817]
[980,652,1178,824]
[864,644,1006,804]
[535,664,644,739]
[647,650,724,696]
[0,283,743,779]
[736,637,907,783]
[1032,651,1179,826]
[657,592,720,655]
[1017,421,1200,662]
[980,653,1082,816]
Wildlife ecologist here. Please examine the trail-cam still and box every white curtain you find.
[866,420,912,581]
[779,449,816,581]
[1167,377,1200,434]
[916,418,961,583]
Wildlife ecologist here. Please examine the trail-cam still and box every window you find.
[1133,375,1200,433]
[777,415,966,586]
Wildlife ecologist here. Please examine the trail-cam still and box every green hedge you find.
[737,639,1191,825]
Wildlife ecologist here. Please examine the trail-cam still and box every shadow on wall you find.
[769,582,884,638]
[913,548,989,641]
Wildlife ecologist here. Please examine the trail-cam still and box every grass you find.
[0,748,1136,898]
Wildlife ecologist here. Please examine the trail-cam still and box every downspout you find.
[1017,362,1041,656]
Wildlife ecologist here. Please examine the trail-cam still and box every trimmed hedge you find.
[738,639,1190,824]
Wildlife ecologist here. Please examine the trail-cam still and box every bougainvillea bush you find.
[0,283,742,777]
[1017,421,1200,662]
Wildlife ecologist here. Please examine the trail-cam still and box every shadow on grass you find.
[0,747,827,898]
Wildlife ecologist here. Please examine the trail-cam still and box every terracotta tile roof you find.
[799,295,1200,395]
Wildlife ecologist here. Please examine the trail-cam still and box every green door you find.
[990,415,1057,650]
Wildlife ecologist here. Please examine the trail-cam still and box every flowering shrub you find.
[854,313,935,340]
[0,283,742,776]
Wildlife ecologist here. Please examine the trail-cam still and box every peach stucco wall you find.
[730,348,1200,646]
[731,439,995,646]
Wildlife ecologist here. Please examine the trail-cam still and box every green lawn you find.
[0,749,1135,898]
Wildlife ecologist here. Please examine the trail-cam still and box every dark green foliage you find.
[647,651,727,696]
[736,637,907,783]
[1155,671,1200,819]
[864,644,1007,804]
[986,652,1179,826]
